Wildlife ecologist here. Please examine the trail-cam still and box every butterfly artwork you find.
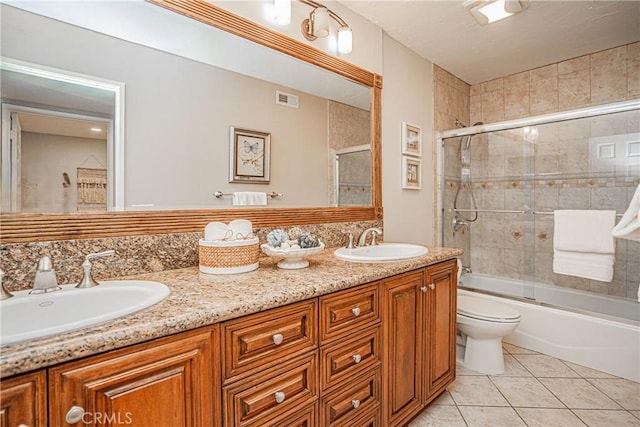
[230,127,271,183]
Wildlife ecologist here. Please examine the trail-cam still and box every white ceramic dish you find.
[260,242,325,269]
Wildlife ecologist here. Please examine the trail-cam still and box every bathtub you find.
[458,273,640,382]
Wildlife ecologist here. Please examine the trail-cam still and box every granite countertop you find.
[0,246,462,378]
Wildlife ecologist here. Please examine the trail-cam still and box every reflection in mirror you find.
[0,58,124,213]
[1,3,372,213]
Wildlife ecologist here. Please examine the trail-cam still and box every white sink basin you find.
[0,280,170,345]
[334,243,428,263]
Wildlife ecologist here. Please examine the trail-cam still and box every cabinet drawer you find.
[223,352,318,427]
[337,405,381,427]
[273,402,317,427]
[320,326,380,393]
[319,283,380,343]
[222,299,318,382]
[320,367,381,426]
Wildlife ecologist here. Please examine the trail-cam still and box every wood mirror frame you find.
[0,0,382,243]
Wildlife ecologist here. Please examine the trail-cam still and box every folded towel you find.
[553,210,616,253]
[611,184,640,242]
[232,191,267,206]
[553,250,615,282]
[553,210,616,282]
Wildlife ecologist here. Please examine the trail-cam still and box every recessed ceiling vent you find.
[276,91,299,108]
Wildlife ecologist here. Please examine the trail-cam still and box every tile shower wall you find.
[440,42,640,300]
[0,220,382,292]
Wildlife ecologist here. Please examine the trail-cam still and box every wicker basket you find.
[198,237,260,274]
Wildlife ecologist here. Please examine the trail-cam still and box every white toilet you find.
[456,294,521,375]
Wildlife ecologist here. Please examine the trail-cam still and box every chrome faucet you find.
[452,216,469,234]
[461,265,472,275]
[77,250,115,288]
[0,269,14,300]
[30,256,61,294]
[358,227,383,247]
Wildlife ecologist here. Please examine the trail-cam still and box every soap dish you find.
[260,242,325,269]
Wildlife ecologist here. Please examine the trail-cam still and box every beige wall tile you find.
[591,61,627,104]
[591,45,627,68]
[505,70,530,85]
[558,68,591,110]
[482,90,505,122]
[505,82,530,119]
[531,63,558,81]
[559,55,590,74]
[628,57,640,98]
[483,77,504,93]
[530,77,559,114]
[628,42,640,59]
[470,83,482,97]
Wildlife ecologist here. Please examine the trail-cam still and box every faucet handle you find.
[0,268,14,300]
[342,231,355,249]
[76,250,115,289]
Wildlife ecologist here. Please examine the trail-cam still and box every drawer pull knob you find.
[351,307,361,316]
[65,406,85,424]
[351,399,361,409]
[352,354,362,363]
[429,283,435,290]
[420,285,427,293]
[274,391,286,403]
[272,333,284,345]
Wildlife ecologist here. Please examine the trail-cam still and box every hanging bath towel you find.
[611,184,640,242]
[553,210,616,282]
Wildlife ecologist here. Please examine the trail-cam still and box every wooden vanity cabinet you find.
[220,300,319,426]
[382,260,457,426]
[318,282,382,426]
[0,370,47,427]
[48,326,219,427]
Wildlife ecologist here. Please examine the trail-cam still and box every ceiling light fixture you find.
[274,0,353,54]
[463,0,529,25]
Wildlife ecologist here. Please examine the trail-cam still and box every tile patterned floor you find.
[409,343,640,427]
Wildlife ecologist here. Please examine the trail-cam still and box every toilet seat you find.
[457,295,521,323]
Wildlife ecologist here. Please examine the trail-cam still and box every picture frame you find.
[401,121,422,157]
[402,156,421,190]
[229,127,271,183]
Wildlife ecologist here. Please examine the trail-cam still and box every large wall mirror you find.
[0,0,382,242]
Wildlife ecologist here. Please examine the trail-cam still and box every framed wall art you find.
[401,121,422,157]
[229,127,271,183]
[402,156,421,190]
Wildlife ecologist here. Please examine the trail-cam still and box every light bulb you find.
[313,7,329,38]
[337,27,352,54]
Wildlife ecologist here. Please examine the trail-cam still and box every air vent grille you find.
[276,91,299,108]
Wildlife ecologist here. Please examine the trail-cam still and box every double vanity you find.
[0,245,461,426]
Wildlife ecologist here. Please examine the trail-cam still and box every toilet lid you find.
[457,295,521,322]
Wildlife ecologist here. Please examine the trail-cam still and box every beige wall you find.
[382,34,435,245]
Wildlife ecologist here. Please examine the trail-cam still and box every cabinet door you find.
[0,370,47,427]
[319,367,380,427]
[382,270,424,427]
[425,260,457,400]
[48,326,218,427]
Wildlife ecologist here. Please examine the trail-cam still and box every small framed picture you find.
[402,156,421,190]
[229,127,271,183]
[401,122,422,157]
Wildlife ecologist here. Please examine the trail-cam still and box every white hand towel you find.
[553,210,616,282]
[553,210,616,254]
[611,184,640,242]
[232,192,267,206]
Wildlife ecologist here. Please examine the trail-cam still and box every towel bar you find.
[213,191,282,199]
[450,208,623,217]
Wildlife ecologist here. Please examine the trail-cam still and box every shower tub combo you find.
[438,100,640,382]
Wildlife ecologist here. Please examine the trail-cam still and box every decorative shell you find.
[298,232,320,249]
[266,229,289,247]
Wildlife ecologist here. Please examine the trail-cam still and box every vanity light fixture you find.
[274,0,353,54]
[463,0,529,25]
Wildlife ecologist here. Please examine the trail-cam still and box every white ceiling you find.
[339,0,640,85]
